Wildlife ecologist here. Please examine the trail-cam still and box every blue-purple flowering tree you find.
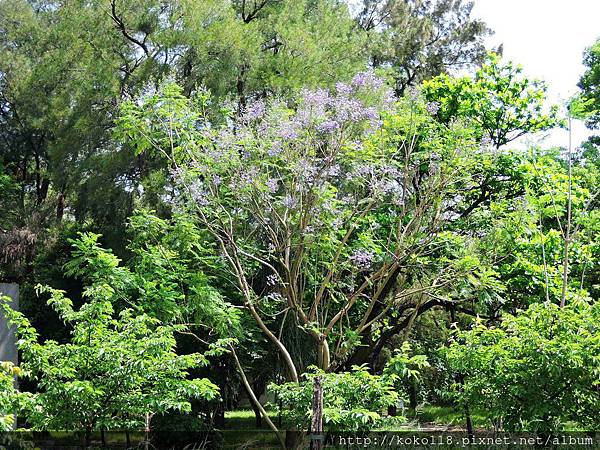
[117,72,506,381]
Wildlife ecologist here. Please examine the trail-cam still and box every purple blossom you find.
[243,99,266,121]
[240,167,259,187]
[268,140,283,157]
[365,119,383,135]
[208,149,226,161]
[382,180,403,196]
[407,86,419,101]
[333,97,364,122]
[317,119,340,133]
[351,71,383,89]
[282,195,297,209]
[363,107,379,121]
[426,101,441,115]
[295,161,318,183]
[302,88,331,112]
[212,174,222,186]
[382,165,401,177]
[327,164,341,177]
[353,163,374,179]
[188,180,209,206]
[480,136,493,150]
[335,82,353,97]
[266,178,278,193]
[382,89,398,107]
[278,121,300,140]
[349,249,374,271]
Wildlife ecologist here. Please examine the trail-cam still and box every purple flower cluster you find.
[243,99,266,122]
[480,135,493,150]
[266,178,278,193]
[296,161,318,183]
[327,164,341,177]
[317,119,340,133]
[240,167,259,187]
[282,195,297,209]
[273,73,394,140]
[426,101,441,115]
[188,180,209,206]
[349,249,374,271]
[301,88,330,118]
[351,70,384,89]
[332,217,344,230]
[352,163,375,180]
[268,140,283,157]
[381,179,403,196]
[278,121,300,140]
[335,82,353,97]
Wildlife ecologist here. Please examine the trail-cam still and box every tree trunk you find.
[251,381,265,428]
[310,376,324,450]
[56,192,65,221]
[230,345,286,449]
[450,307,473,439]
[285,431,304,450]
[214,402,225,428]
[464,399,474,439]
[144,413,151,450]
[409,379,418,410]
[316,337,330,371]
[84,427,92,449]
[387,404,397,417]
[214,361,226,428]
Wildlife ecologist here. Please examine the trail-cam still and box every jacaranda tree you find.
[117,72,510,382]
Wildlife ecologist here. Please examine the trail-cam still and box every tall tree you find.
[118,74,510,380]
[0,0,368,277]
[358,0,493,95]
[577,37,600,164]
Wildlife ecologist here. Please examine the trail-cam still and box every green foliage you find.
[578,38,600,129]
[63,216,241,335]
[423,53,560,147]
[382,341,430,389]
[577,38,600,167]
[0,286,219,433]
[269,365,399,431]
[445,300,600,431]
[482,149,600,307]
[270,345,427,431]
[0,359,25,431]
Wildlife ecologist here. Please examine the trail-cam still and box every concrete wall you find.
[0,283,19,365]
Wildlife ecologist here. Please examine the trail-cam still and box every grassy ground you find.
[223,405,486,431]
[412,405,488,429]
[224,409,270,429]
[222,410,280,448]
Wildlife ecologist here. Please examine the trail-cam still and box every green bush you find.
[445,300,600,431]
[269,365,398,431]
